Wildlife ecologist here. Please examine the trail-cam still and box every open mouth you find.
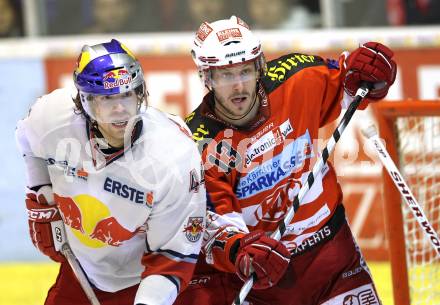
[231,96,247,106]
[111,120,128,128]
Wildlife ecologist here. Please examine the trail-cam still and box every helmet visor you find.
[82,90,140,124]
[209,63,259,88]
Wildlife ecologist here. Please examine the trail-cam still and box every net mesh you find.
[395,116,440,305]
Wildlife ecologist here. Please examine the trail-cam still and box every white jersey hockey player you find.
[15,39,206,305]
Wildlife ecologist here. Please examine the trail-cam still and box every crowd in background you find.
[1,0,440,38]
[0,0,23,37]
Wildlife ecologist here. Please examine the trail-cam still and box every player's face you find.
[211,62,258,118]
[92,91,139,147]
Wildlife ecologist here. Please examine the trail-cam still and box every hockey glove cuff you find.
[233,230,290,290]
[26,186,65,263]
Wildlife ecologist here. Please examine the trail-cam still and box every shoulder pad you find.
[262,53,325,92]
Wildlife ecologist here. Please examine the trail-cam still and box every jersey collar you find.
[86,118,143,169]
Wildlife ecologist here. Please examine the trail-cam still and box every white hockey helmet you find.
[191,16,266,87]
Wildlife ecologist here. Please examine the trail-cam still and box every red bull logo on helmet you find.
[103,68,132,89]
[183,217,204,243]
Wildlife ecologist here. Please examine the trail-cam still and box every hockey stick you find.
[232,84,370,305]
[362,124,440,258]
[51,220,101,305]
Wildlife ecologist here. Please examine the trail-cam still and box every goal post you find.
[371,101,440,305]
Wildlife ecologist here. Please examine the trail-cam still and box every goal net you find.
[373,101,440,305]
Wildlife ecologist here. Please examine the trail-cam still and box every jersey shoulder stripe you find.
[262,53,326,93]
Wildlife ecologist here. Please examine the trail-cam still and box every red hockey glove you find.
[344,42,397,100]
[26,186,65,263]
[234,230,290,290]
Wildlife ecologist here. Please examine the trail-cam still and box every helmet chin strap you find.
[213,84,259,123]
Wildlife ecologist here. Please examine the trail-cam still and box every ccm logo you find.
[28,207,58,221]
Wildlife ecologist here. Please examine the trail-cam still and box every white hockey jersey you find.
[16,88,206,300]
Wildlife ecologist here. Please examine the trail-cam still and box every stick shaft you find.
[233,86,369,305]
[367,134,440,257]
[61,243,101,305]
[51,220,101,305]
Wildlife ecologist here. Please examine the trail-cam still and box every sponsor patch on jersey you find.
[245,119,293,166]
[189,276,211,286]
[236,130,313,199]
[320,284,379,305]
[191,123,210,141]
[250,122,274,142]
[183,217,204,242]
[103,177,153,208]
[103,68,132,90]
[55,193,145,248]
[217,28,242,42]
[146,191,154,208]
[46,158,88,181]
[289,225,332,256]
[285,204,331,236]
[266,54,316,82]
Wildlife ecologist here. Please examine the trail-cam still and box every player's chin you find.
[107,123,127,139]
[232,101,253,115]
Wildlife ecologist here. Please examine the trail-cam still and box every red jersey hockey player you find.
[16,39,206,305]
[175,16,396,305]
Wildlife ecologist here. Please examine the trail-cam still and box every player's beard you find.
[214,89,258,121]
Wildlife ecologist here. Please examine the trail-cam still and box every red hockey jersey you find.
[185,53,348,272]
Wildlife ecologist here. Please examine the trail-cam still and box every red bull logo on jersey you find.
[183,217,204,242]
[54,193,145,247]
[103,177,153,208]
[103,68,132,89]
[90,216,142,246]
[55,194,85,233]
